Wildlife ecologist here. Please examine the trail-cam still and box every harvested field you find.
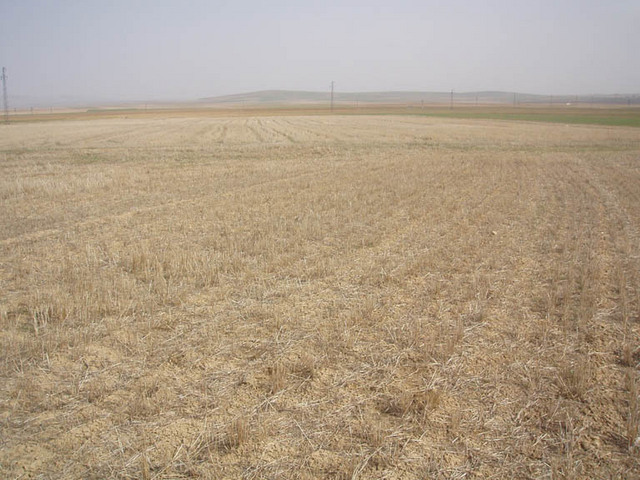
[1,114,640,478]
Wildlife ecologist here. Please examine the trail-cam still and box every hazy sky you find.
[1,0,638,104]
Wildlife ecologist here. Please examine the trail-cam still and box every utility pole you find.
[450,89,453,110]
[330,81,334,113]
[2,67,8,124]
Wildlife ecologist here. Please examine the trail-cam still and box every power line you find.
[330,81,334,113]
[1,67,8,124]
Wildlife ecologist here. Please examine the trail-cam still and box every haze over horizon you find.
[1,0,639,106]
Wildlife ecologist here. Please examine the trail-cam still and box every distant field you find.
[1,115,639,478]
[7,104,640,128]
[413,107,640,128]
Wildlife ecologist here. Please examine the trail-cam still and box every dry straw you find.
[1,113,639,478]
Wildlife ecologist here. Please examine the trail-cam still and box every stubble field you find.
[1,113,639,478]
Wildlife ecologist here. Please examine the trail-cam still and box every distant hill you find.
[198,90,329,104]
[198,90,640,106]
